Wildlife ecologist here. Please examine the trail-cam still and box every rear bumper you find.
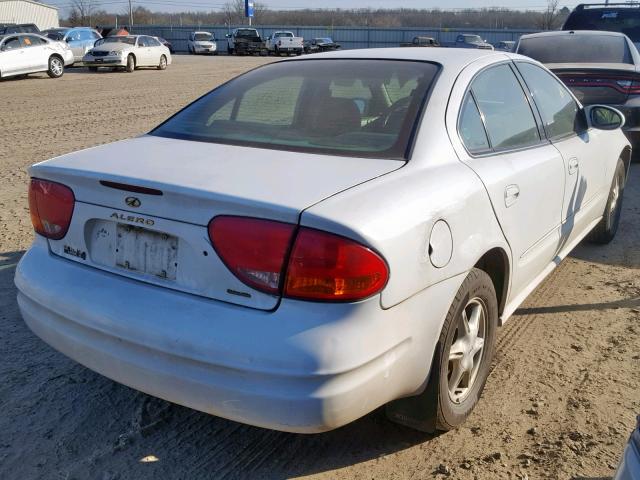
[15,238,461,433]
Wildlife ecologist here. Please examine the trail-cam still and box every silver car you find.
[42,27,102,65]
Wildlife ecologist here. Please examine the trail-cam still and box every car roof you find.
[297,47,507,70]
[520,29,629,40]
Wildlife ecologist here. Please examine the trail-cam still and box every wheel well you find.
[474,248,509,315]
[621,147,632,185]
[49,53,63,63]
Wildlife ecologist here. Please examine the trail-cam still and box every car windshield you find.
[152,59,440,159]
[194,33,212,41]
[518,35,633,64]
[97,36,136,46]
[43,30,65,41]
[564,8,640,42]
[319,38,333,43]
[275,32,293,37]
[464,35,482,42]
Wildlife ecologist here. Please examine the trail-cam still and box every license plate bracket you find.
[115,224,178,280]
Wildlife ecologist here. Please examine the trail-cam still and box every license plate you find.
[115,224,178,280]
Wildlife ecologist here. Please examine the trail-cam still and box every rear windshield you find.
[194,33,212,41]
[97,36,136,45]
[151,59,439,159]
[564,8,640,42]
[518,35,633,64]
[236,29,259,38]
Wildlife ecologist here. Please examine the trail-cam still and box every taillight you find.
[560,74,640,95]
[208,216,389,302]
[29,178,75,240]
[209,216,296,294]
[284,228,388,302]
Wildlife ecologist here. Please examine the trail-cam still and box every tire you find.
[274,46,280,56]
[157,55,167,70]
[125,54,135,73]
[589,157,625,244]
[47,56,64,78]
[88,66,98,72]
[227,47,233,55]
[430,268,498,431]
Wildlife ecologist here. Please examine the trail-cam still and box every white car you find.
[83,35,171,73]
[0,33,73,79]
[188,31,217,55]
[16,49,630,434]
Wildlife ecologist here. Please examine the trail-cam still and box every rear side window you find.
[458,93,490,154]
[516,62,583,140]
[152,60,440,159]
[470,64,540,151]
[517,34,633,64]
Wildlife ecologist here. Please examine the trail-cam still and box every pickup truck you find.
[400,36,440,47]
[226,28,266,56]
[265,31,304,56]
[444,34,494,50]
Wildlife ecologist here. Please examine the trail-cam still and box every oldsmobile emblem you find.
[125,196,141,208]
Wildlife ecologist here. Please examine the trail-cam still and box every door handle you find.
[568,157,579,175]
[505,184,520,208]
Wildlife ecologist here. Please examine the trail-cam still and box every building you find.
[0,0,59,30]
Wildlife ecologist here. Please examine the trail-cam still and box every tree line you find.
[65,0,570,31]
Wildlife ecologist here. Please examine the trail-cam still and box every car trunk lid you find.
[29,135,403,310]
[549,63,640,105]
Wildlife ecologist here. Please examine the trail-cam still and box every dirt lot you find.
[1,56,639,480]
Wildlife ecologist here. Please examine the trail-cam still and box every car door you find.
[454,62,566,300]
[515,61,610,245]
[65,30,84,62]
[137,36,154,66]
[0,36,27,75]
[146,36,164,65]
[21,35,48,71]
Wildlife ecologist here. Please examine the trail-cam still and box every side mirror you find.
[586,105,625,130]
[225,34,231,38]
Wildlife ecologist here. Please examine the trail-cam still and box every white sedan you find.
[0,33,73,79]
[16,48,630,433]
[83,35,171,72]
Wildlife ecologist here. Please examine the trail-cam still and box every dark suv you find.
[0,23,39,35]
[563,4,640,47]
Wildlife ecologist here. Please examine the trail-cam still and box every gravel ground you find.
[1,55,639,480]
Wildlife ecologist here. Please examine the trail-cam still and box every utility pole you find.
[128,0,134,29]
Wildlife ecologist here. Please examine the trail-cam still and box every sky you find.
[45,0,582,15]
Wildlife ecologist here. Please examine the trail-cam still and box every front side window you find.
[471,64,540,150]
[1,36,21,50]
[152,60,440,159]
[516,62,583,140]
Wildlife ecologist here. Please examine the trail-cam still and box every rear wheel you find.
[125,54,135,73]
[387,268,498,432]
[47,56,64,78]
[590,157,625,244]
[227,47,234,55]
[157,55,167,70]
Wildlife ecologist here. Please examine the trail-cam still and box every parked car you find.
[614,415,640,480]
[157,37,174,54]
[303,37,341,54]
[265,31,304,56]
[83,35,171,73]
[517,30,640,158]
[448,34,494,50]
[494,40,515,52]
[0,33,73,79]
[42,27,102,65]
[563,3,640,50]
[0,23,39,35]
[188,31,217,55]
[400,36,440,47]
[16,48,630,435]
[226,28,265,55]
